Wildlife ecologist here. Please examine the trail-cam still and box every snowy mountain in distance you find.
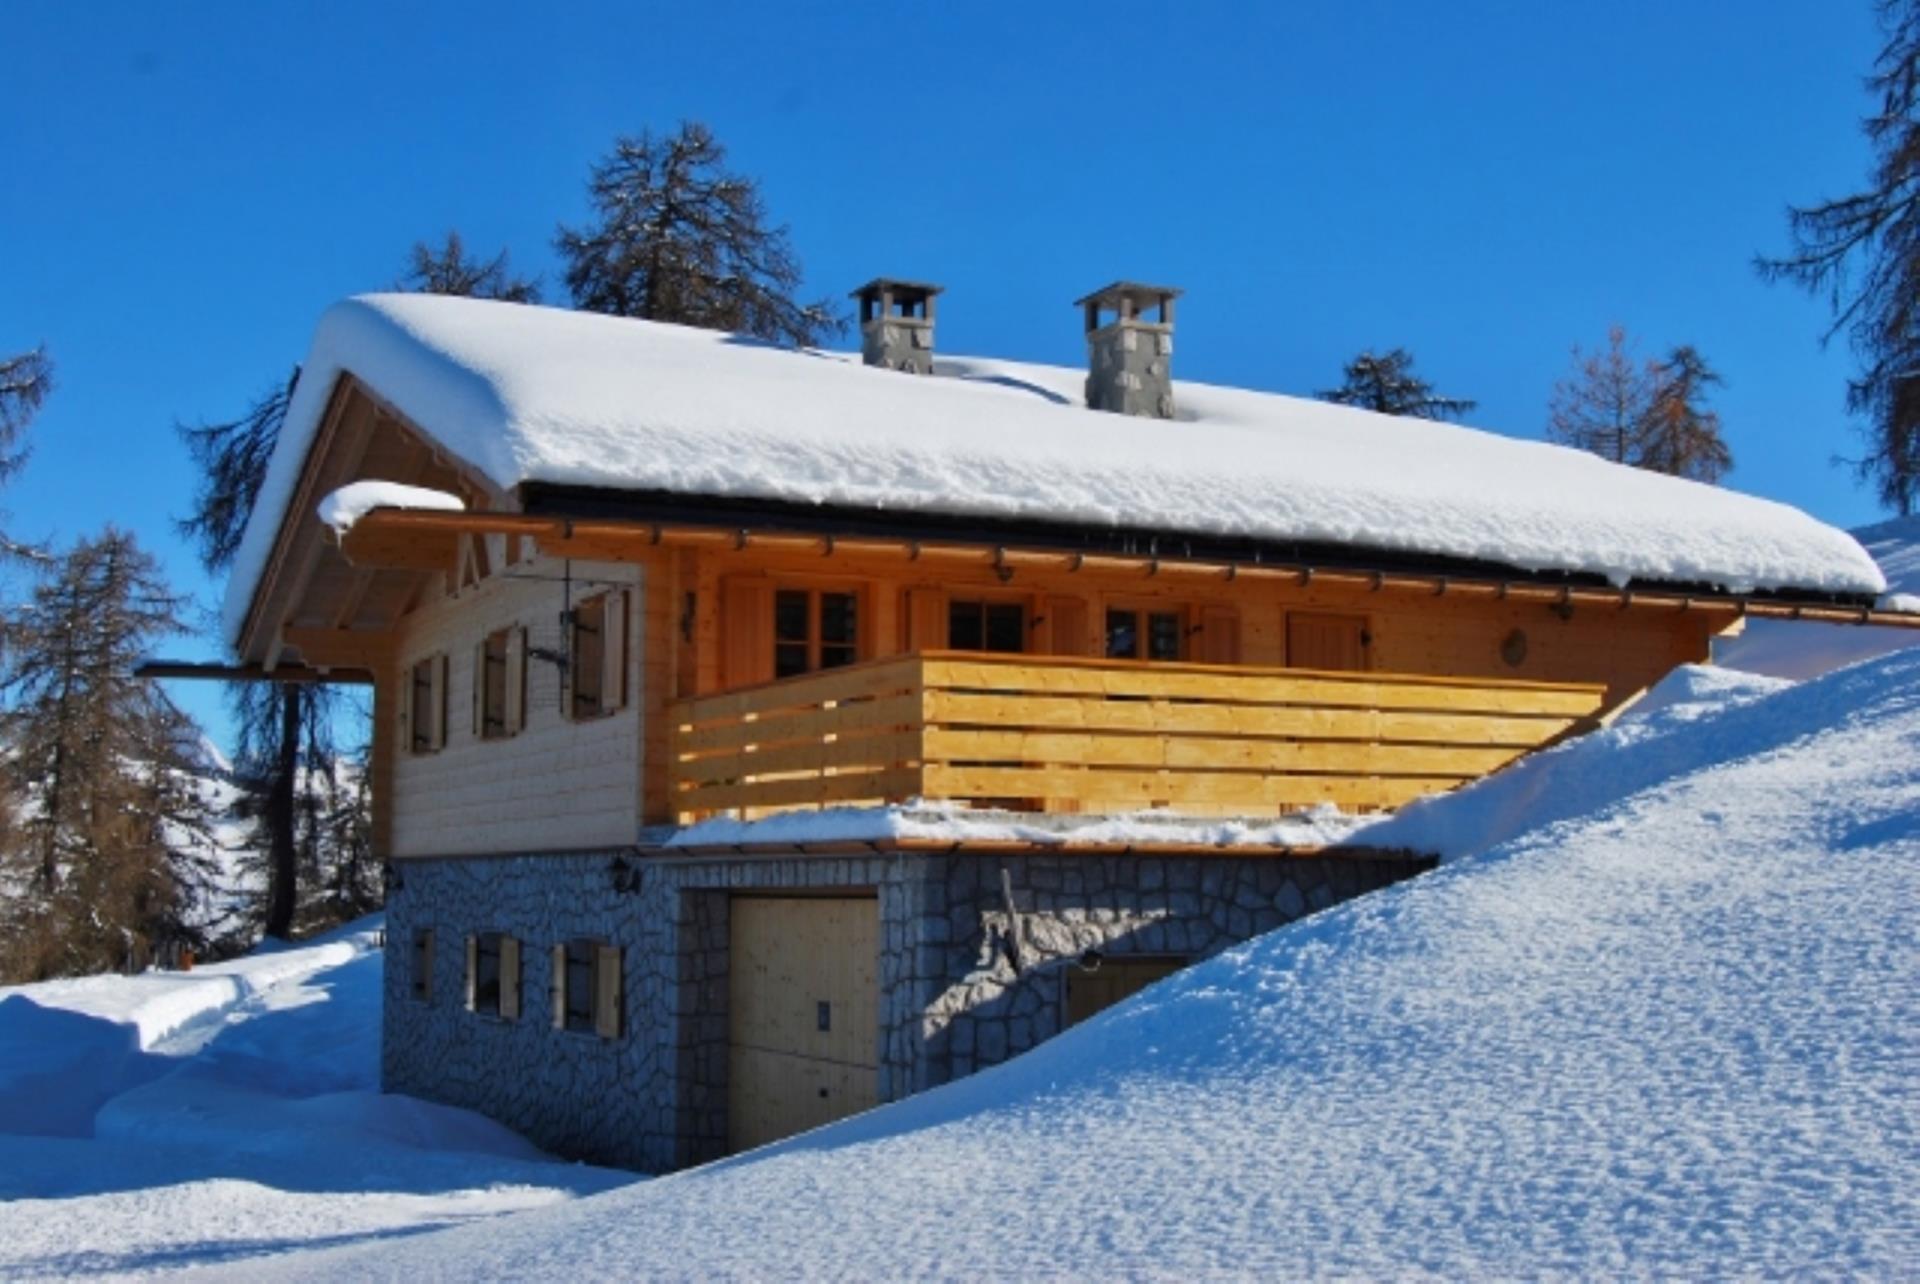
[1718,513,1920,678]
[249,651,1920,1280]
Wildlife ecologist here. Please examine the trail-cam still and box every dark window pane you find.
[819,643,856,670]
[1148,612,1183,661]
[774,642,810,679]
[948,601,984,651]
[774,591,810,643]
[475,932,502,1016]
[986,603,1025,653]
[820,593,857,645]
[1106,609,1139,659]
[411,661,434,750]
[566,940,596,1034]
[572,595,606,716]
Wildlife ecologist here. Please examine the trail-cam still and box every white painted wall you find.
[390,556,643,857]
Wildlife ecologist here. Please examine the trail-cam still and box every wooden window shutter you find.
[550,943,567,1030]
[1047,595,1089,656]
[601,589,629,714]
[1197,605,1241,666]
[499,936,521,1021]
[721,579,774,687]
[472,641,487,738]
[905,588,949,652]
[463,934,477,1011]
[504,627,526,735]
[433,654,450,750]
[560,613,575,717]
[1287,613,1368,672]
[594,943,622,1039]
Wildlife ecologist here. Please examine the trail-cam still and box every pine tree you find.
[1317,349,1477,422]
[399,230,541,302]
[0,529,218,980]
[556,121,842,346]
[1759,0,1920,514]
[176,372,358,941]
[0,346,53,559]
[1639,346,1733,483]
[1547,330,1734,482]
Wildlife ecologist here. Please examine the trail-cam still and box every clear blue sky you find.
[0,0,1890,747]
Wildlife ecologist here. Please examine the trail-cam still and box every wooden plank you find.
[677,767,923,816]
[671,691,927,754]
[920,763,1465,810]
[675,729,924,785]
[922,726,1520,777]
[684,654,922,722]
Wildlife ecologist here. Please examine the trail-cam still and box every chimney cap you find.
[1073,280,1183,309]
[850,277,945,302]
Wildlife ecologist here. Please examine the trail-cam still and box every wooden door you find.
[1065,956,1188,1026]
[728,896,879,1152]
[1286,612,1369,671]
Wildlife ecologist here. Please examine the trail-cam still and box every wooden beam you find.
[281,626,397,670]
[135,659,373,685]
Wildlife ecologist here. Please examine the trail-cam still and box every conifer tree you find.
[1317,349,1477,422]
[177,372,354,941]
[398,230,541,302]
[1759,0,1920,514]
[0,529,218,980]
[1547,329,1734,483]
[0,345,53,559]
[555,121,841,346]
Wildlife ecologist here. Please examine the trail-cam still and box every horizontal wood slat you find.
[666,650,1605,824]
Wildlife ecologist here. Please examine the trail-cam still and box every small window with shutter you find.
[405,653,449,754]
[566,590,630,720]
[552,937,623,1038]
[465,931,522,1021]
[474,625,527,741]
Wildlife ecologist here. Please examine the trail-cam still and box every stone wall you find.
[384,845,1425,1174]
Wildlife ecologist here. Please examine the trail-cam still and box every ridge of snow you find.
[221,294,1884,641]
[316,479,464,534]
[259,652,1920,1277]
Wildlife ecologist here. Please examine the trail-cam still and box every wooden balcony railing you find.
[666,651,1607,826]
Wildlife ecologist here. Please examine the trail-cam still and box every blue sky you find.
[0,0,1890,745]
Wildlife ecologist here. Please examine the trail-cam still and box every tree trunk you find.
[263,684,299,939]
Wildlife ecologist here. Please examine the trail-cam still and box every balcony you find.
[666,651,1607,826]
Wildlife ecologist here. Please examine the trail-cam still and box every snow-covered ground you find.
[1719,512,1920,678]
[258,652,1918,1279]
[0,921,635,1280]
[6,653,1915,1277]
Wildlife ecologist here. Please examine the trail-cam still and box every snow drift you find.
[264,651,1920,1279]
[223,294,1884,641]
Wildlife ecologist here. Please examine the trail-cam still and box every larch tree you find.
[555,121,842,346]
[399,230,541,303]
[1759,0,1920,514]
[177,371,354,942]
[1547,330,1734,483]
[0,345,53,559]
[1317,349,1478,422]
[0,529,219,980]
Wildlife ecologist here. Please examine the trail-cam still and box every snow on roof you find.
[316,479,464,535]
[223,294,1886,641]
[1718,513,1920,679]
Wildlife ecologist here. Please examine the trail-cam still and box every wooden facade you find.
[225,376,1920,852]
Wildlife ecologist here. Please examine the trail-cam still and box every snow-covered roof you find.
[224,294,1887,640]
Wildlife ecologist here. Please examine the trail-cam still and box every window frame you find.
[771,584,863,678]
[1103,603,1188,662]
[552,937,624,1039]
[567,589,630,721]
[475,625,526,741]
[947,597,1029,654]
[406,653,448,754]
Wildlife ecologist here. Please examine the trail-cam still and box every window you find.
[473,626,526,740]
[465,931,521,1020]
[1106,607,1184,661]
[567,590,629,720]
[411,928,434,1002]
[948,600,1026,653]
[406,654,448,753]
[552,938,623,1038]
[772,588,859,678]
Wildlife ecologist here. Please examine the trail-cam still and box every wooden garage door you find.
[728,896,879,1153]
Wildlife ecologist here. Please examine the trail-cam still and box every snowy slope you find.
[223,294,1883,640]
[0,919,634,1279]
[262,653,1919,1279]
[1718,513,1920,678]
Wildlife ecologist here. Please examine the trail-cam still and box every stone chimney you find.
[1077,282,1181,418]
[852,278,941,374]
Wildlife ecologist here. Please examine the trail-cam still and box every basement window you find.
[406,654,448,753]
[465,931,522,1020]
[948,600,1026,653]
[773,588,859,678]
[552,938,623,1039]
[568,590,629,720]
